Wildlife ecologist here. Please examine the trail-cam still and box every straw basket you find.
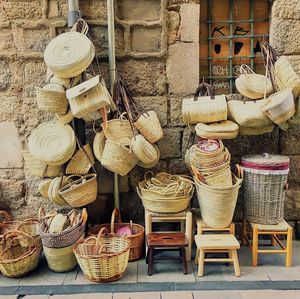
[242,154,290,224]
[38,179,52,198]
[262,89,295,124]
[44,31,95,79]
[131,134,158,164]
[55,110,74,125]
[73,228,130,282]
[239,124,275,136]
[195,121,238,140]
[0,211,12,223]
[39,207,88,248]
[0,231,41,278]
[48,176,74,206]
[43,234,84,272]
[66,144,95,175]
[137,145,160,169]
[101,139,139,176]
[133,110,163,143]
[93,130,106,162]
[59,174,97,208]
[49,75,70,89]
[16,219,42,249]
[28,121,76,166]
[22,150,62,177]
[88,209,145,262]
[0,220,20,236]
[195,168,243,228]
[228,99,272,128]
[35,83,68,114]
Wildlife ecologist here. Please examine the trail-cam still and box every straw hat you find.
[44,32,95,79]
[28,121,76,166]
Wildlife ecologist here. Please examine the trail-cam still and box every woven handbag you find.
[195,120,238,139]
[131,134,158,164]
[182,83,227,124]
[137,145,160,169]
[55,110,74,125]
[38,178,52,198]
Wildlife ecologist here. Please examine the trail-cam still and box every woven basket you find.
[262,89,295,124]
[239,124,275,136]
[131,134,158,164]
[16,219,42,249]
[73,228,130,282]
[228,99,273,128]
[195,168,243,228]
[0,231,41,278]
[44,31,95,79]
[66,144,95,175]
[0,221,20,236]
[137,145,160,169]
[55,110,74,125]
[133,110,163,143]
[93,130,106,162]
[48,176,75,206]
[38,178,52,198]
[49,75,70,89]
[22,150,62,177]
[0,211,12,223]
[88,209,144,262]
[101,139,139,176]
[59,174,97,208]
[242,154,290,224]
[275,56,300,98]
[28,121,76,166]
[195,121,238,139]
[43,234,84,272]
[35,84,68,114]
[39,207,87,248]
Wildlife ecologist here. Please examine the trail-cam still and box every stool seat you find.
[145,208,190,217]
[250,220,291,232]
[147,232,188,247]
[195,234,240,250]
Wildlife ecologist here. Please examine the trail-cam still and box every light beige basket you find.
[59,174,98,208]
[101,139,139,176]
[239,124,275,136]
[195,121,238,139]
[55,110,74,125]
[93,130,106,162]
[35,83,68,115]
[49,75,70,89]
[38,179,52,198]
[131,134,158,164]
[44,31,95,79]
[137,145,160,169]
[133,110,163,143]
[262,89,295,124]
[22,150,62,177]
[48,176,75,206]
[66,144,95,175]
[28,121,76,166]
[228,99,273,128]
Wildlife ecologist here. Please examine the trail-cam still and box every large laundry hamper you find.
[241,154,290,225]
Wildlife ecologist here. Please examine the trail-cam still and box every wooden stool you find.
[145,209,192,261]
[146,232,188,276]
[194,216,235,265]
[242,219,293,267]
[195,234,240,277]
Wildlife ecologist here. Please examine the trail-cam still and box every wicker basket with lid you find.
[241,153,290,225]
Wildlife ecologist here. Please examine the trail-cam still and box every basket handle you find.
[16,218,38,229]
[0,211,12,223]
[2,230,35,250]
[193,82,214,101]
[81,208,88,224]
[235,164,244,180]
[95,227,108,253]
[239,64,255,75]
[110,209,122,234]
[71,19,89,35]
[38,207,46,222]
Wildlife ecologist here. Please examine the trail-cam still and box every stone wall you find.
[0,0,300,230]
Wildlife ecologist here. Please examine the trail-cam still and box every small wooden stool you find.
[146,232,188,276]
[242,219,293,267]
[145,209,193,261]
[195,234,240,277]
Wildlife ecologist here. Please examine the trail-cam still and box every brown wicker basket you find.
[88,209,144,262]
[16,218,42,249]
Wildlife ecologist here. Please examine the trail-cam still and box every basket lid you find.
[197,139,220,152]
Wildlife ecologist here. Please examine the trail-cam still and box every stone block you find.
[285,186,300,220]
[280,125,300,154]
[271,0,300,20]
[0,0,42,21]
[131,26,162,53]
[0,29,15,52]
[0,94,22,122]
[167,42,199,95]
[270,18,300,55]
[24,28,50,52]
[167,11,180,44]
[288,155,300,183]
[48,0,68,19]
[168,158,188,174]
[0,60,11,91]
[157,127,182,158]
[179,3,199,43]
[285,56,300,77]
[182,126,195,154]
[117,0,161,21]
[0,178,25,210]
[170,97,184,126]
[118,59,167,96]
[0,122,22,168]
[24,61,47,97]
[81,0,107,21]
[134,96,168,126]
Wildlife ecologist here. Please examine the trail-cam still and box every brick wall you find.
[0,0,300,227]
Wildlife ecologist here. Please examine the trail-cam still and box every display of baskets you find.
[242,154,290,224]
[88,209,144,262]
[73,228,130,282]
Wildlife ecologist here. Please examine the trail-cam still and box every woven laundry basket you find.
[242,154,290,224]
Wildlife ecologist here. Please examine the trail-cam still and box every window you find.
[200,0,270,94]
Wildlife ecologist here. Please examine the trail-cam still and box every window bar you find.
[229,0,233,93]
[208,0,212,86]
[250,0,254,71]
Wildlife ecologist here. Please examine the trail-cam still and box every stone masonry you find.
[0,0,300,230]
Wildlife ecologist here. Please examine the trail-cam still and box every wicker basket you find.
[0,231,41,278]
[137,145,160,169]
[88,209,144,262]
[38,178,52,198]
[93,130,106,162]
[242,154,290,224]
[48,176,73,206]
[39,207,87,248]
[55,110,74,125]
[73,228,130,282]
[131,134,158,164]
[16,219,42,249]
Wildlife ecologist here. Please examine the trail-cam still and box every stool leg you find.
[198,249,205,277]
[180,220,185,233]
[242,218,247,246]
[180,247,188,275]
[271,235,276,247]
[252,225,259,267]
[147,247,154,276]
[195,248,199,265]
[286,227,293,268]
[145,212,152,257]
[232,249,240,277]
[185,211,192,262]
[230,223,235,235]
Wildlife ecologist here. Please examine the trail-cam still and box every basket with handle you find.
[73,227,130,282]
[93,117,106,162]
[38,178,52,198]
[137,144,160,169]
[88,209,144,262]
[16,218,42,249]
[0,231,42,278]
[0,211,19,237]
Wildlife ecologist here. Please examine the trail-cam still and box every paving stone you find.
[239,290,300,299]
[193,290,242,299]
[113,292,160,299]
[24,296,50,299]
[51,295,112,299]
[162,291,193,299]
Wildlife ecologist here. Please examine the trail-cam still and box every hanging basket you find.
[48,176,75,206]
[137,145,160,169]
[55,110,74,125]
[131,134,158,164]
[38,179,52,198]
[195,121,238,140]
[93,130,106,162]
